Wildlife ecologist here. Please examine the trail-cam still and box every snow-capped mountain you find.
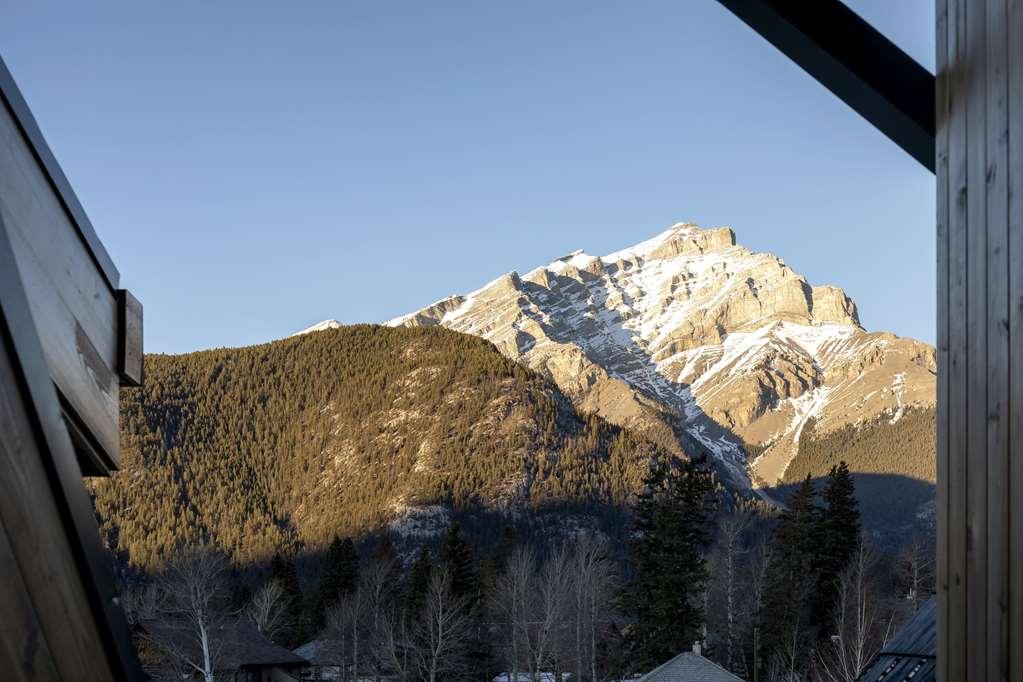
[292,319,343,336]
[378,223,936,490]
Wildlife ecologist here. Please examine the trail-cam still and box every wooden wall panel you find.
[934,0,950,673]
[1008,0,1023,678]
[0,318,116,682]
[0,519,61,682]
[984,1,1009,678]
[940,0,970,678]
[937,0,1021,678]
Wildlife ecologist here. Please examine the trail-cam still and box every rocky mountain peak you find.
[381,222,935,492]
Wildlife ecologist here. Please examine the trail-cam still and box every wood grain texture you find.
[938,0,1022,678]
[943,0,970,678]
[1007,1,1023,679]
[0,92,120,471]
[964,3,990,679]
[0,323,116,682]
[934,0,950,677]
[117,290,143,387]
[0,56,119,290]
[984,1,1010,678]
[0,518,61,682]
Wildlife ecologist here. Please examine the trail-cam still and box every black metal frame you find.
[715,0,936,173]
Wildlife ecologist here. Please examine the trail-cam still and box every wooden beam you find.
[0,56,119,290]
[116,290,143,387]
[714,0,936,172]
[0,213,142,680]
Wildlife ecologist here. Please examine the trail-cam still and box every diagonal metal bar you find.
[715,0,936,172]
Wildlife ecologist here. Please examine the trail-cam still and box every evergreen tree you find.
[372,532,398,566]
[758,475,822,678]
[311,536,359,632]
[441,522,478,605]
[813,461,861,631]
[270,551,305,646]
[96,325,663,571]
[621,456,717,670]
[404,547,434,616]
[441,521,495,675]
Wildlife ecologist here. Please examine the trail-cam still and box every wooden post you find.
[936,0,1022,678]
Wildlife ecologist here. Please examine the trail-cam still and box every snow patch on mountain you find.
[378,222,935,492]
[292,319,343,336]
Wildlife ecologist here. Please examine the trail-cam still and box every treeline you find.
[783,408,936,539]
[124,458,934,682]
[92,326,677,569]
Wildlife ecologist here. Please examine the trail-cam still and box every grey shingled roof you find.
[855,597,936,682]
[142,617,308,670]
[638,651,745,682]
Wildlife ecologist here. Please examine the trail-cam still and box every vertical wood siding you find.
[937,0,1021,678]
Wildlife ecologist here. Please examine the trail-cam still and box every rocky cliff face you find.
[379,223,936,491]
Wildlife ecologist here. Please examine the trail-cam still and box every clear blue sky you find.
[1,1,935,354]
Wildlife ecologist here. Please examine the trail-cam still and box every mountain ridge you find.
[371,222,935,493]
[94,325,677,569]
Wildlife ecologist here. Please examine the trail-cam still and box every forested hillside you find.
[781,408,936,541]
[91,325,678,569]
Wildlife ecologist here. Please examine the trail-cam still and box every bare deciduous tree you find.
[710,511,752,672]
[526,544,571,679]
[816,541,895,682]
[413,569,474,682]
[246,578,292,644]
[492,544,535,680]
[742,536,772,681]
[120,581,160,626]
[897,535,934,614]
[148,549,230,682]
[567,534,617,682]
[326,586,368,682]
[361,555,399,678]
[378,607,414,682]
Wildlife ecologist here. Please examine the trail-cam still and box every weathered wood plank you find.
[0,320,116,682]
[117,290,143,387]
[964,0,990,679]
[945,0,971,678]
[934,0,951,677]
[0,95,120,472]
[1007,0,1023,678]
[984,1,1010,679]
[0,517,61,681]
[0,57,119,290]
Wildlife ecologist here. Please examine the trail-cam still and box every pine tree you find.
[441,522,478,606]
[813,461,861,632]
[441,521,495,675]
[621,456,717,670]
[311,536,359,632]
[270,551,305,646]
[404,547,434,616]
[758,475,822,678]
[372,532,398,566]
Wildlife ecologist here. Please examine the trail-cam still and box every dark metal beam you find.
[715,0,936,172]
